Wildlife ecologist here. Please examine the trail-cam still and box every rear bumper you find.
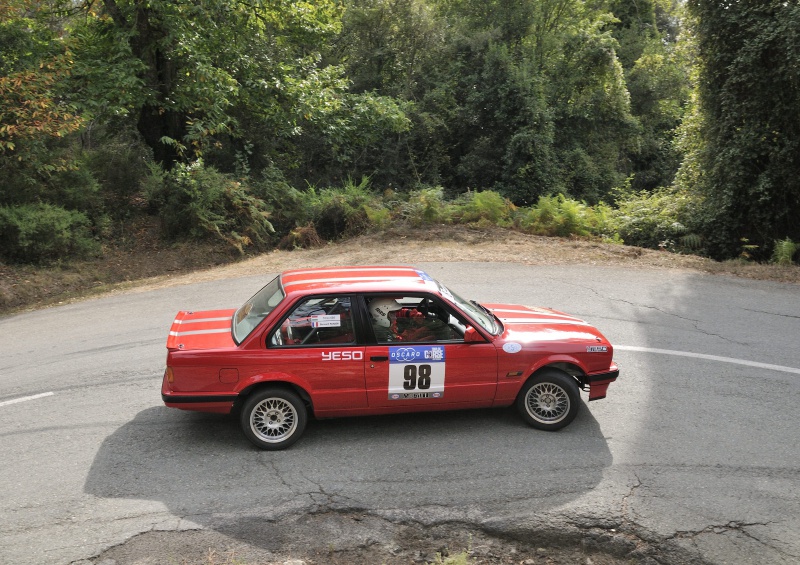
[162,393,236,414]
[162,393,238,404]
[161,373,236,414]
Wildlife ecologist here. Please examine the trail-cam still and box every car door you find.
[264,294,368,412]
[361,294,498,408]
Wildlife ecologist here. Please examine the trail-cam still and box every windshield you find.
[437,281,500,335]
[232,276,285,344]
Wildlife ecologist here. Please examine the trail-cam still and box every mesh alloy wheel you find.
[241,388,307,450]
[516,369,580,431]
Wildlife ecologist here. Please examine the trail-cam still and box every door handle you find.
[370,356,389,362]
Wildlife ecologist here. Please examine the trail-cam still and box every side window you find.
[367,295,463,344]
[270,296,355,347]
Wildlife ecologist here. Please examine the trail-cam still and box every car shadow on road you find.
[85,403,612,550]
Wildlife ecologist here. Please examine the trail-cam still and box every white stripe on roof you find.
[285,267,416,276]
[282,275,425,288]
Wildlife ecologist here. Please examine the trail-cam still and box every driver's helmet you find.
[370,298,402,328]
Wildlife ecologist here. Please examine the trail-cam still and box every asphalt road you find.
[1,262,799,564]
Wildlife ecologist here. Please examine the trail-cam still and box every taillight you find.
[165,367,174,384]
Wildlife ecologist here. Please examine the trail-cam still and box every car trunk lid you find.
[166,309,236,351]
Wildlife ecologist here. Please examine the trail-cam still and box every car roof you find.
[279,266,440,296]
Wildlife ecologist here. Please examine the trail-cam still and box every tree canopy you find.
[1,0,797,263]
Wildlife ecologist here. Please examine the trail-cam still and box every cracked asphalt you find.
[1,262,799,564]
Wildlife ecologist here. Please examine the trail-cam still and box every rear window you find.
[233,276,285,344]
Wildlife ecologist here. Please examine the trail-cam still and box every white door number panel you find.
[388,345,446,400]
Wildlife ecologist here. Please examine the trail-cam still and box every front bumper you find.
[585,364,619,401]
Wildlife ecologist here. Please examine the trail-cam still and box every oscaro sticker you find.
[503,342,522,354]
[587,345,608,353]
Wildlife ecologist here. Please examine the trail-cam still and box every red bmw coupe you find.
[162,266,619,449]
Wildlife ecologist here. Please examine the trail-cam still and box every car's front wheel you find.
[516,369,580,431]
[240,388,307,450]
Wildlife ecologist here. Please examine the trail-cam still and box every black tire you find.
[516,369,581,431]
[240,388,307,450]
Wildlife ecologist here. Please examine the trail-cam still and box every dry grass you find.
[2,224,798,316]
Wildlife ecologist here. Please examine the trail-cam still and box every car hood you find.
[484,303,588,327]
[483,303,608,343]
[166,309,236,351]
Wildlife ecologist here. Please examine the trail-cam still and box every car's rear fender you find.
[232,373,314,414]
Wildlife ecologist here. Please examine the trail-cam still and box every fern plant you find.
[772,238,798,265]
[451,190,515,226]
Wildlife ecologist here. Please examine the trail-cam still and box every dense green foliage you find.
[144,160,275,253]
[1,0,797,265]
[0,203,99,263]
[680,0,800,260]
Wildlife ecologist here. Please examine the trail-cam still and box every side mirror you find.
[464,326,485,343]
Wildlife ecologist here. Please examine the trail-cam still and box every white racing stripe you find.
[282,275,421,288]
[169,328,231,337]
[174,317,231,324]
[493,308,576,320]
[616,345,800,375]
[0,392,55,407]
[502,318,590,325]
[286,266,415,275]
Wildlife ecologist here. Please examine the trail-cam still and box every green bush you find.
[401,186,449,226]
[146,160,274,253]
[451,190,514,226]
[0,203,99,264]
[250,166,308,235]
[515,194,615,239]
[86,138,151,219]
[0,153,103,219]
[610,187,697,250]
[301,177,382,240]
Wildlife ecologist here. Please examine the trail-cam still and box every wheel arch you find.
[233,377,314,415]
[529,360,587,389]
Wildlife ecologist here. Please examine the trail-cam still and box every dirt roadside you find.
[3,225,796,316]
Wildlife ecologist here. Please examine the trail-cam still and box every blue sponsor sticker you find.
[390,345,446,363]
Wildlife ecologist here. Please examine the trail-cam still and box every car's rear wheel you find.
[517,369,580,431]
[240,388,307,450]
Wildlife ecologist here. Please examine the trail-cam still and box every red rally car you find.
[162,266,619,450]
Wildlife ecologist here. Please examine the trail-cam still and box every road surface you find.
[1,262,799,564]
